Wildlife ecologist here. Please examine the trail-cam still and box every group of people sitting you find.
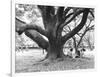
[67,48,86,58]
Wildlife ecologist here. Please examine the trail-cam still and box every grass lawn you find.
[15,49,94,73]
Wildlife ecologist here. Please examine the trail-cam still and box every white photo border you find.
[11,0,97,77]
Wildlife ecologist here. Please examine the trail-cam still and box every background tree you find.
[16,4,94,61]
[83,31,94,51]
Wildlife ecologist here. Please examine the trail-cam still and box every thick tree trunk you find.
[74,47,80,58]
[45,43,65,60]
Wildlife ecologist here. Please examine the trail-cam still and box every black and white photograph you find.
[2,0,100,77]
[15,3,95,73]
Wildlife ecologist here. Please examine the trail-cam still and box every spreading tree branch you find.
[15,17,48,37]
[72,36,77,50]
[64,7,71,16]
[77,25,94,47]
[16,17,26,24]
[61,8,90,45]
[59,9,85,30]
[15,17,27,35]
[25,24,48,37]
[24,30,49,50]
[86,25,94,31]
[55,9,85,39]
[77,29,87,48]
[89,10,94,18]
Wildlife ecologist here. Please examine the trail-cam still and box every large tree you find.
[16,5,93,61]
